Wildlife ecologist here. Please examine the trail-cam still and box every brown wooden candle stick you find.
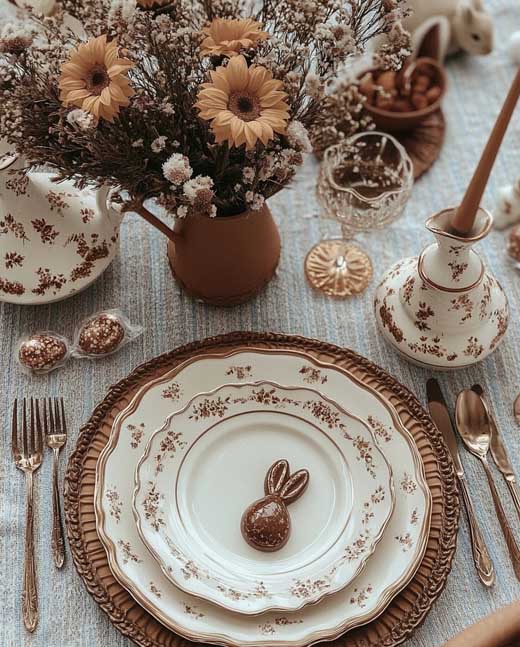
[451,69,520,235]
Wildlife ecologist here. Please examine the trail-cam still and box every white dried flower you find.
[287,121,312,153]
[66,109,97,131]
[183,175,214,202]
[108,0,136,24]
[161,102,175,115]
[242,166,255,184]
[163,153,192,185]
[132,139,144,148]
[151,136,167,153]
[177,205,188,218]
[209,205,217,218]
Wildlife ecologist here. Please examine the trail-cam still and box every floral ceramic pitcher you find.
[0,144,122,305]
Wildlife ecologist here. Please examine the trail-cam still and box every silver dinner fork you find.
[12,398,44,632]
[44,398,67,569]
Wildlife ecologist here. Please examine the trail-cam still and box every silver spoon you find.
[456,389,520,581]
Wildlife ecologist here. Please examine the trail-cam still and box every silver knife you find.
[472,384,520,522]
[427,378,495,587]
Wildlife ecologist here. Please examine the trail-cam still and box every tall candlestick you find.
[451,69,520,235]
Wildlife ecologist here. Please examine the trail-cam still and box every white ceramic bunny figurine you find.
[494,178,520,230]
[405,0,494,58]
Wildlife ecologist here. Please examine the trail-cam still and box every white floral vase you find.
[374,207,509,369]
[0,145,122,305]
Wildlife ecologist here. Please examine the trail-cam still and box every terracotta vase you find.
[167,204,281,306]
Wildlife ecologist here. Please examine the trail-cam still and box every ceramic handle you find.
[482,460,520,581]
[459,474,495,587]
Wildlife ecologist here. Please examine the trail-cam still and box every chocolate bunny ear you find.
[280,469,309,505]
[264,459,290,495]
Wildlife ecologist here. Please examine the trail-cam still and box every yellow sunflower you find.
[195,55,289,150]
[59,35,134,123]
[201,18,268,58]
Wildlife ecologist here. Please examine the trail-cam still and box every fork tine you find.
[48,397,55,435]
[54,398,61,433]
[35,400,43,454]
[60,398,67,436]
[42,398,48,437]
[22,398,28,457]
[30,398,36,455]
[11,399,19,458]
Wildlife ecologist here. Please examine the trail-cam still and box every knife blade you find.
[426,378,495,587]
[426,378,464,477]
[472,384,520,521]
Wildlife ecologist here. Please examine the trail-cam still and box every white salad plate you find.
[133,381,394,615]
[95,349,431,647]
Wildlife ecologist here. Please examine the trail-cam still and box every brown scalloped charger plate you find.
[64,332,459,647]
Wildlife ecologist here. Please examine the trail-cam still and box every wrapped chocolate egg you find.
[72,309,143,358]
[18,332,70,374]
[508,225,520,263]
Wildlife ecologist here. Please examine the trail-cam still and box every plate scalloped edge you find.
[64,331,459,647]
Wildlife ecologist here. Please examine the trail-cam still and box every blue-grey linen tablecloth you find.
[1,0,520,645]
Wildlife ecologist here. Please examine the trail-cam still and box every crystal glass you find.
[306,132,413,298]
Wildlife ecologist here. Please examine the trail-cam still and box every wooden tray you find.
[64,332,459,647]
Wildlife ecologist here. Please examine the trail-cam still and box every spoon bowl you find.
[455,389,492,459]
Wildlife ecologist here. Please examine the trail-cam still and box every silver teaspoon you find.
[456,389,520,581]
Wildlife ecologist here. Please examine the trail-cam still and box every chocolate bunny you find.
[241,460,309,552]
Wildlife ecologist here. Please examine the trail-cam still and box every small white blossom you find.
[151,136,168,153]
[287,121,312,153]
[66,109,97,131]
[209,205,217,218]
[183,175,214,202]
[163,153,192,185]
[132,138,144,148]
[242,166,255,184]
[177,205,188,218]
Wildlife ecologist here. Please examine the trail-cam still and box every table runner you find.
[1,0,520,645]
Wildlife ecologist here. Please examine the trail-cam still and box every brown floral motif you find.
[489,308,509,351]
[69,259,95,282]
[31,267,66,296]
[226,365,253,380]
[299,366,328,385]
[449,245,464,257]
[81,208,95,223]
[448,259,468,282]
[4,251,24,269]
[183,603,204,619]
[367,415,392,443]
[480,276,495,318]
[290,577,332,599]
[216,581,270,602]
[410,507,419,525]
[449,294,473,323]
[349,584,373,608]
[414,302,434,332]
[117,540,142,565]
[106,487,122,523]
[154,429,187,474]
[0,213,29,242]
[66,232,111,264]
[259,617,304,635]
[161,382,182,401]
[395,532,414,552]
[142,481,166,532]
[32,218,59,244]
[5,170,29,196]
[352,436,376,478]
[402,275,415,305]
[379,298,405,343]
[46,190,71,212]
[343,529,371,562]
[0,277,25,295]
[128,422,145,449]
[401,472,417,494]
[463,336,484,359]
[149,582,162,598]
[408,335,448,359]
[189,396,230,421]
[302,400,348,432]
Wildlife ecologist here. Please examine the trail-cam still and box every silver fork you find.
[12,398,44,633]
[44,398,67,569]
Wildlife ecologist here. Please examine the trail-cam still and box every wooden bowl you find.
[361,57,447,133]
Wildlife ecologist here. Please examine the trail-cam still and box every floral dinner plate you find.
[133,381,394,615]
[95,349,431,647]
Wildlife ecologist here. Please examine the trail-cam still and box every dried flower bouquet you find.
[0,0,409,234]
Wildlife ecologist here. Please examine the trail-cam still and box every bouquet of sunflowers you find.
[0,0,409,221]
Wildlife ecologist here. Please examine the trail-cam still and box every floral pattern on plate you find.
[133,381,394,615]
